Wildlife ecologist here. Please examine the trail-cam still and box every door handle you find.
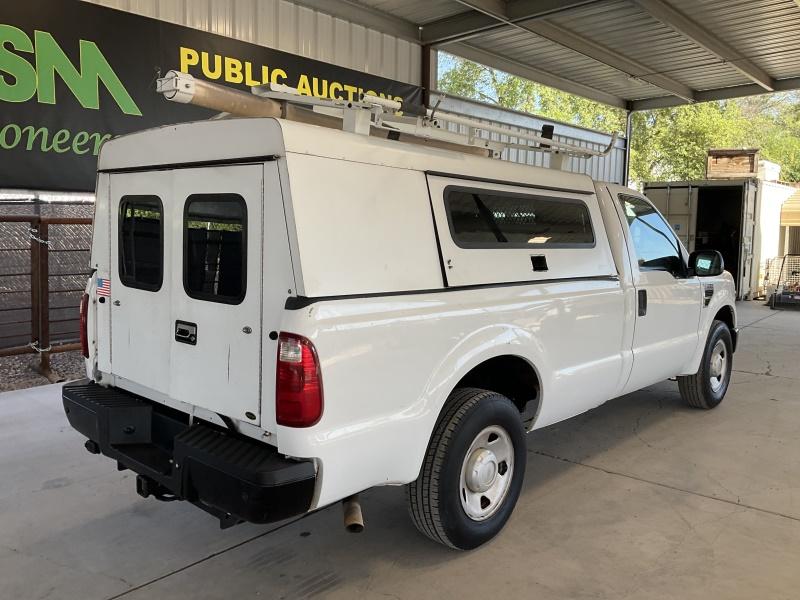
[638,289,648,317]
[175,320,197,345]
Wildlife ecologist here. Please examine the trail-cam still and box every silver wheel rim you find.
[709,339,728,393]
[459,425,514,521]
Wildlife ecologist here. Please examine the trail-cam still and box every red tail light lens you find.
[276,333,323,427]
[79,292,90,359]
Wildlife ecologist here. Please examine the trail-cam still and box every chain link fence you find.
[0,200,93,377]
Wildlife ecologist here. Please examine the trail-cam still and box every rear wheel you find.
[407,388,526,550]
[678,320,733,409]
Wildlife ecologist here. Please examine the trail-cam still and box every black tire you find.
[678,320,733,409]
[406,388,526,550]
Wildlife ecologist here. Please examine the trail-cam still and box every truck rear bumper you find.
[62,380,316,527]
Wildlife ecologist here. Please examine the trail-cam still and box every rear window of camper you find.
[119,196,163,291]
[183,194,247,305]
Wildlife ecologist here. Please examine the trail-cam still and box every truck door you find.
[615,191,702,392]
[110,171,173,397]
[738,181,757,299]
[169,164,267,427]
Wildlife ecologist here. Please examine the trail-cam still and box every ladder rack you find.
[157,70,618,167]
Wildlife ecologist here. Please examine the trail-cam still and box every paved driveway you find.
[1,302,799,599]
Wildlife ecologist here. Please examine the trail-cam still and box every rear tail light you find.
[79,292,90,359]
[276,333,323,427]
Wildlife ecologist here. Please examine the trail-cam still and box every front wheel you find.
[406,388,526,550]
[678,320,733,409]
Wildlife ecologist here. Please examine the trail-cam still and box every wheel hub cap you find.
[709,339,728,392]
[466,448,498,493]
[459,425,515,521]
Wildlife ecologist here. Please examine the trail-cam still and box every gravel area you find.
[0,350,85,393]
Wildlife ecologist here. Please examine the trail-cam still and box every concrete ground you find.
[1,301,798,600]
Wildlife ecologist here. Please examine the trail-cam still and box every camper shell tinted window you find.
[444,186,595,248]
[183,194,247,305]
[119,195,163,291]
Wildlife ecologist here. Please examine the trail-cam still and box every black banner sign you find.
[0,0,423,191]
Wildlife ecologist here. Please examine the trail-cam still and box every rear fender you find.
[409,323,548,464]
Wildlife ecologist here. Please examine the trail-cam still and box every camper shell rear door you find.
[109,160,290,433]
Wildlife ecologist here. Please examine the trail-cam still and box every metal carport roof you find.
[292,0,800,110]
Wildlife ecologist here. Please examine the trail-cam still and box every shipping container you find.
[643,179,796,300]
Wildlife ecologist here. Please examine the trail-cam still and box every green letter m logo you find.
[35,31,142,116]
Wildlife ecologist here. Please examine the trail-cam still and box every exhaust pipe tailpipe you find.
[342,494,364,533]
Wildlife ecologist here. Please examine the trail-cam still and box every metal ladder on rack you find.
[156,70,617,168]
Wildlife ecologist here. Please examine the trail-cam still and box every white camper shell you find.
[64,116,738,549]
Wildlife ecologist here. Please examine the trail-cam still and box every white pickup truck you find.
[63,115,737,550]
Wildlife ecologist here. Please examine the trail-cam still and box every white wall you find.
[758,181,796,264]
[433,94,626,184]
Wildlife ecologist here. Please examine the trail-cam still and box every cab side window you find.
[619,194,685,277]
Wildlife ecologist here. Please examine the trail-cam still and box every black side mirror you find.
[689,250,724,277]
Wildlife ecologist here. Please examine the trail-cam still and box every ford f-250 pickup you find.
[63,110,737,550]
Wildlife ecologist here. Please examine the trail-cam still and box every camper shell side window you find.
[118,195,164,292]
[443,186,595,249]
[183,194,248,305]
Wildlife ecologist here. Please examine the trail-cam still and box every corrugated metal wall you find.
[82,0,421,85]
[433,95,626,184]
[80,0,626,184]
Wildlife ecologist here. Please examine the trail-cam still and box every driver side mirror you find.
[689,250,724,277]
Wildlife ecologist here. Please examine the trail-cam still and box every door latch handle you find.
[175,321,197,345]
[638,289,648,317]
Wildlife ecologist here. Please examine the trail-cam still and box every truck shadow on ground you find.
[48,382,690,598]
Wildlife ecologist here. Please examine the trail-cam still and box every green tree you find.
[629,101,747,183]
[438,53,626,133]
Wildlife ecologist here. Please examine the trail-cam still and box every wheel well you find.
[454,355,540,417]
[714,305,735,331]
[713,304,738,351]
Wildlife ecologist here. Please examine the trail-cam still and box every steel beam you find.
[422,12,501,45]
[421,0,602,44]
[633,0,775,92]
[454,0,507,20]
[630,77,800,111]
[623,110,633,185]
[287,0,420,43]
[447,42,628,108]
[422,45,437,106]
[519,21,695,102]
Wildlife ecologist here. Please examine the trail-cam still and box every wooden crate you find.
[706,148,759,179]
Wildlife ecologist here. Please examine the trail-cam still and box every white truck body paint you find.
[86,117,737,510]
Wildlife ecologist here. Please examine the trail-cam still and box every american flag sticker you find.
[97,278,111,297]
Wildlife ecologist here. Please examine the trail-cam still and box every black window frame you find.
[118,195,164,292]
[443,185,596,249]
[618,193,688,278]
[182,193,248,306]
